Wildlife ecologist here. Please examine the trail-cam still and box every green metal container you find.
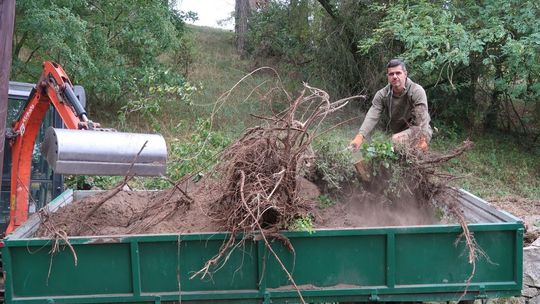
[2,189,523,303]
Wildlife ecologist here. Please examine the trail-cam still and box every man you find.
[349,59,432,151]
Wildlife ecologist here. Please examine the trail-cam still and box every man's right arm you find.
[358,91,384,137]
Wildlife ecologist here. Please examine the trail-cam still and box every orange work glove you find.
[349,134,364,150]
[416,137,429,152]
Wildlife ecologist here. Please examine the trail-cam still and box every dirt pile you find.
[36,180,215,237]
[35,176,441,237]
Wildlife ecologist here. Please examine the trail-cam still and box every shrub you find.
[310,136,357,196]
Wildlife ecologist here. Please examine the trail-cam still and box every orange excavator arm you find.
[6,61,93,234]
[5,61,168,235]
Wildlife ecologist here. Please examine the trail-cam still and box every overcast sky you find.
[177,0,235,30]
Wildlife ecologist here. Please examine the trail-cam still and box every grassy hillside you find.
[180,25,303,136]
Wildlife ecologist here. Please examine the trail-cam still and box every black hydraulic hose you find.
[63,84,88,121]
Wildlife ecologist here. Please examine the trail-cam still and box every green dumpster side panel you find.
[265,235,386,288]
[3,226,522,303]
[395,230,515,285]
[10,243,132,297]
[139,240,258,292]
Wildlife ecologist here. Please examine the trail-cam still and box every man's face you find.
[387,65,407,93]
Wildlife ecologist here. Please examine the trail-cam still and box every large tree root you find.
[192,85,363,302]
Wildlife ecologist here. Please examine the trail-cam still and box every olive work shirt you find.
[358,78,433,141]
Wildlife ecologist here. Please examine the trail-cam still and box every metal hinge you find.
[369,290,380,301]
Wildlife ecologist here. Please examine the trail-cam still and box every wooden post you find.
[0,0,16,185]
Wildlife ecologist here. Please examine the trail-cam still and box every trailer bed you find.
[2,189,524,303]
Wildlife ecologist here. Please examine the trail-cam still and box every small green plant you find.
[167,118,230,180]
[359,135,399,194]
[317,194,335,209]
[289,215,314,234]
[360,135,398,170]
[359,134,405,197]
[312,136,357,195]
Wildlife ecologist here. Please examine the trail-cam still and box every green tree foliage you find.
[314,0,392,97]
[247,0,392,101]
[360,0,540,137]
[247,0,539,142]
[12,0,195,113]
[247,1,312,63]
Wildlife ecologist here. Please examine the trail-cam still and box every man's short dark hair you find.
[387,59,407,71]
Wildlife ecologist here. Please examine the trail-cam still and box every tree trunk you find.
[0,0,16,186]
[235,0,251,58]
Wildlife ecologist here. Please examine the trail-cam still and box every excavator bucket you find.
[41,128,167,176]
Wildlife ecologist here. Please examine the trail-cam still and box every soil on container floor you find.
[34,177,439,237]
